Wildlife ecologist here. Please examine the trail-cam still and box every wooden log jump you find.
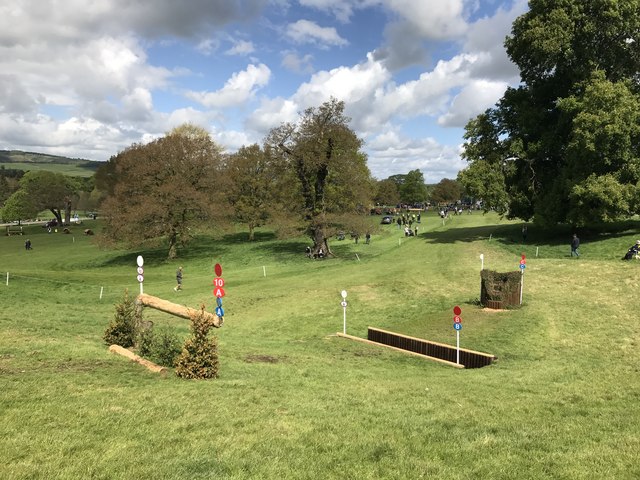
[136,293,223,328]
[108,344,167,373]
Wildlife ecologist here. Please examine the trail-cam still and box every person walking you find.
[365,232,371,244]
[571,234,580,257]
[174,266,183,291]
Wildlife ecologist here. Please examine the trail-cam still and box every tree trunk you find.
[310,224,331,257]
[168,230,178,259]
[50,208,62,225]
[248,222,255,241]
[64,198,72,225]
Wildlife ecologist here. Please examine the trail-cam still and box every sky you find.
[0,0,528,182]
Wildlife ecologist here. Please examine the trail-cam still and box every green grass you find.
[0,161,97,177]
[1,212,639,479]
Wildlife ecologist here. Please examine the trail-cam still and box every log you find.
[136,293,223,328]
[108,344,167,373]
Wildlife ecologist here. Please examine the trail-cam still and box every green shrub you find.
[148,328,182,368]
[103,290,142,347]
[136,321,154,358]
[175,305,219,379]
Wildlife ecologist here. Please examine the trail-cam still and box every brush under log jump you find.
[136,293,223,327]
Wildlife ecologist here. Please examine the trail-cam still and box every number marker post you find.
[453,305,462,365]
[213,263,225,322]
[519,254,526,305]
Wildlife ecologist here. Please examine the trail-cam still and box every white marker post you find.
[5,272,8,286]
[100,286,104,300]
[341,290,348,334]
[263,266,266,277]
[136,255,144,295]
[480,253,484,271]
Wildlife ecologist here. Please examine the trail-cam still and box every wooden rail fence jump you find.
[136,293,223,327]
[109,294,223,373]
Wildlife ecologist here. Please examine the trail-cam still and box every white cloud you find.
[384,0,468,40]
[286,20,348,47]
[437,79,509,127]
[186,64,271,108]
[293,53,389,108]
[244,97,299,135]
[298,0,357,23]
[225,39,256,56]
[281,51,315,74]
[366,129,465,181]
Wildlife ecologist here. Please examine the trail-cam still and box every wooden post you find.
[108,344,167,373]
[136,293,223,327]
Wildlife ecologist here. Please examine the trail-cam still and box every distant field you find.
[1,212,639,479]
[0,161,98,177]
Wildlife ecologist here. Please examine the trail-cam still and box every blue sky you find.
[0,0,527,181]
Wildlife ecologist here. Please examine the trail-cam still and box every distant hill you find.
[0,150,101,177]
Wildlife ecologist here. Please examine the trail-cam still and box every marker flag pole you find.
[456,330,460,365]
[263,266,266,277]
[100,286,104,300]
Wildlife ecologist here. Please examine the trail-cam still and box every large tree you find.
[9,170,78,224]
[430,178,463,205]
[399,169,428,204]
[374,178,400,206]
[1,189,38,224]
[224,144,277,241]
[266,98,373,257]
[459,0,640,225]
[99,124,224,258]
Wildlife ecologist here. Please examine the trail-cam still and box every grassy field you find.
[0,161,97,177]
[1,212,639,479]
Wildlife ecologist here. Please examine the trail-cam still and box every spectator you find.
[571,234,580,257]
[174,266,183,291]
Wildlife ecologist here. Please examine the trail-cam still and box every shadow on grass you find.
[424,219,640,249]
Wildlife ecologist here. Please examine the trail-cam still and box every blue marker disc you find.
[453,323,462,331]
[216,297,222,307]
[520,264,526,270]
[215,306,224,317]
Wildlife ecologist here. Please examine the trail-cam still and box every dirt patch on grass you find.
[481,307,508,312]
[244,354,280,364]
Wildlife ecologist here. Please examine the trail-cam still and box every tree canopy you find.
[266,98,373,256]
[458,0,640,225]
[98,124,224,258]
[2,170,78,224]
[430,178,463,205]
[224,144,278,241]
[399,169,428,204]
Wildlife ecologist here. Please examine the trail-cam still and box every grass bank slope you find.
[1,213,639,479]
